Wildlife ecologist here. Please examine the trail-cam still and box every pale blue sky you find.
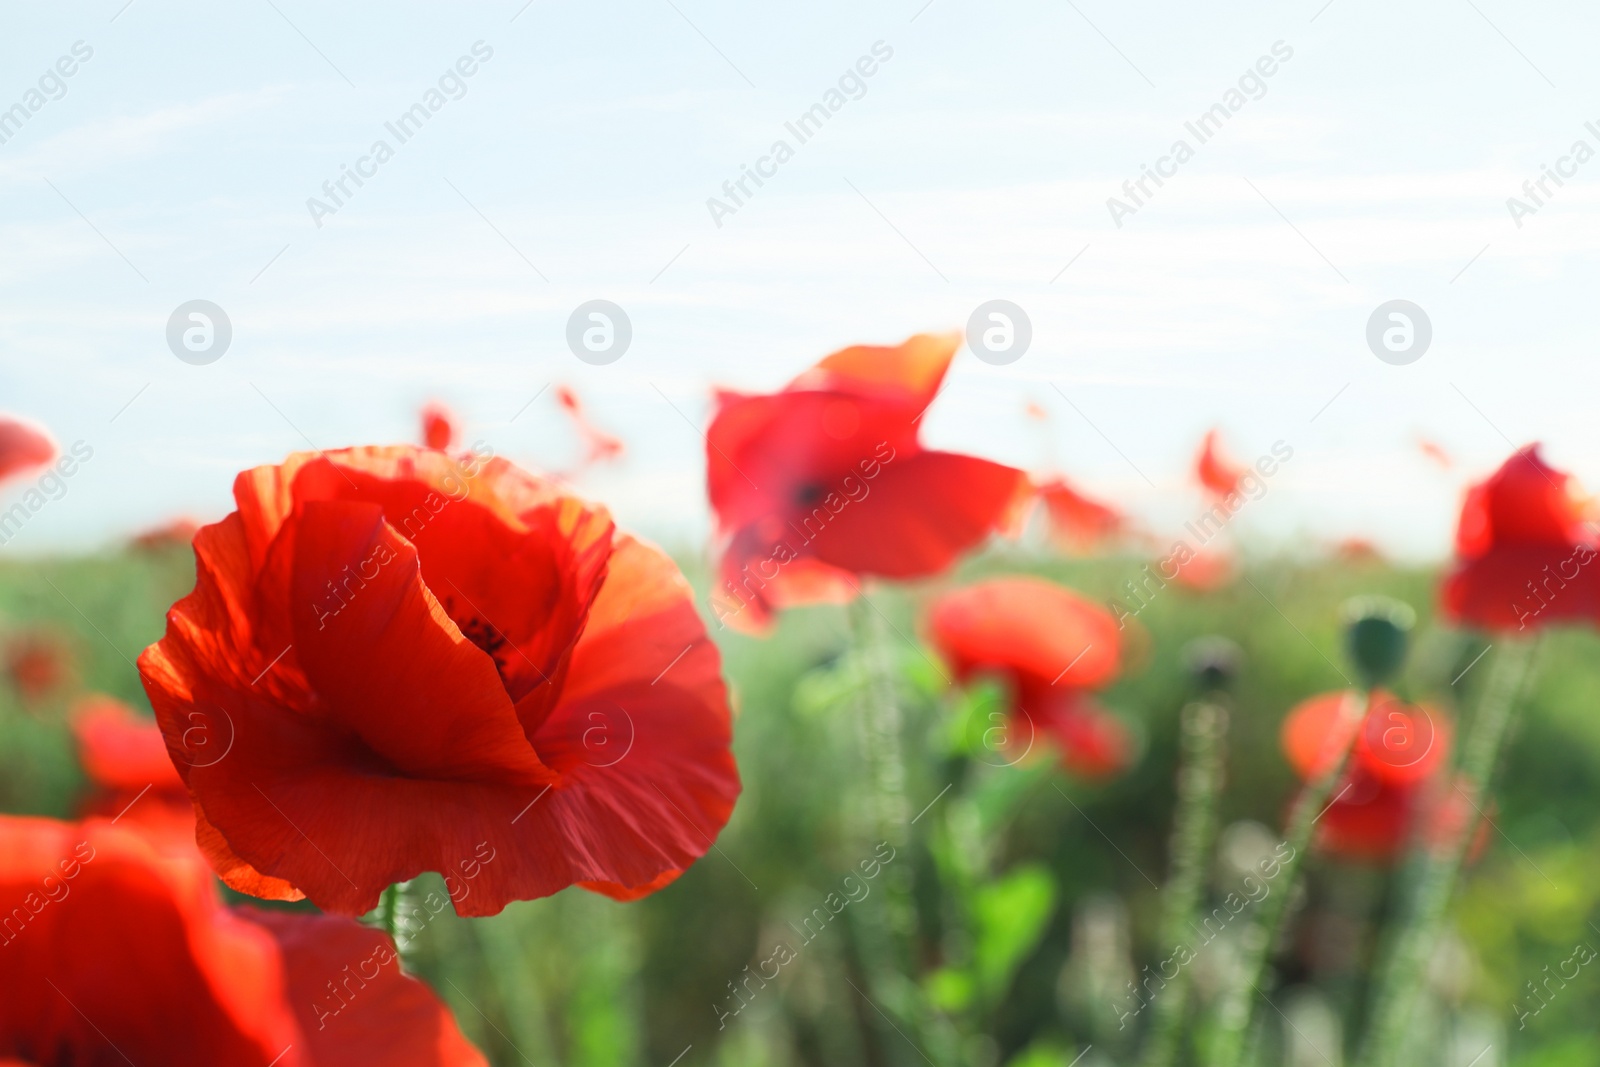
[3,0,1598,558]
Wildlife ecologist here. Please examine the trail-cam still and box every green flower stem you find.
[848,595,959,1067]
[379,880,416,969]
[854,597,912,868]
[1359,637,1538,1067]
[1210,688,1370,1067]
[379,882,402,942]
[1140,701,1228,1067]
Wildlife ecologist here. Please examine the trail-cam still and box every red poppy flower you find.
[420,403,457,451]
[1037,477,1125,552]
[707,333,1030,632]
[0,416,55,486]
[1335,537,1383,564]
[132,516,202,551]
[1195,429,1245,499]
[554,384,625,470]
[71,695,195,847]
[0,815,486,1066]
[928,577,1130,778]
[1170,548,1234,591]
[138,445,739,916]
[1281,690,1454,862]
[1417,436,1453,470]
[1440,444,1600,632]
[4,632,70,705]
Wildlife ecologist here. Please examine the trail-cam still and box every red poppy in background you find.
[71,695,194,846]
[138,445,739,916]
[707,333,1030,632]
[1170,548,1234,591]
[555,384,625,470]
[1037,477,1126,552]
[1281,690,1455,862]
[0,416,55,486]
[928,577,1131,778]
[1417,436,1454,471]
[132,516,202,551]
[0,816,486,1066]
[420,402,457,451]
[1335,537,1384,564]
[1195,429,1245,499]
[1440,444,1600,632]
[4,632,71,705]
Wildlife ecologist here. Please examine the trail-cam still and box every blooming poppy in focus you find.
[1037,477,1126,553]
[707,333,1031,632]
[1195,429,1245,499]
[4,632,71,705]
[0,416,55,486]
[71,694,194,846]
[138,445,739,916]
[132,516,202,552]
[1440,444,1600,632]
[420,402,457,451]
[554,384,625,471]
[928,577,1131,778]
[0,816,486,1066]
[1281,689,1456,862]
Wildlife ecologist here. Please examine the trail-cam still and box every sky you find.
[3,0,1598,559]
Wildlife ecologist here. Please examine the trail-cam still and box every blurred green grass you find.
[4,545,1600,1066]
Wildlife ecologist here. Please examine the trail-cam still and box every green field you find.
[5,545,1599,1067]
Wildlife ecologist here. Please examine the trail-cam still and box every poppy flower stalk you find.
[1138,700,1227,1067]
[846,597,928,1042]
[1363,446,1590,1066]
[1358,638,1538,1067]
[1212,598,1412,1067]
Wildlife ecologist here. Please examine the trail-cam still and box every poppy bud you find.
[1341,596,1416,689]
[1183,635,1242,693]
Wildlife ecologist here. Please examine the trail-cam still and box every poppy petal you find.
[1281,690,1364,781]
[1026,695,1132,778]
[0,416,56,485]
[1196,429,1245,499]
[0,817,305,1066]
[245,908,487,1066]
[928,577,1122,690]
[806,451,1029,578]
[791,332,960,415]
[72,695,184,793]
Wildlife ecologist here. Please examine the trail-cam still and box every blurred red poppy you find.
[420,403,457,451]
[1440,444,1600,631]
[1281,690,1456,862]
[1195,429,1245,499]
[1171,548,1234,591]
[0,416,55,486]
[138,446,739,916]
[928,577,1130,778]
[1037,477,1125,552]
[4,632,71,705]
[1335,537,1383,563]
[554,384,625,470]
[132,516,201,551]
[0,815,486,1066]
[707,333,1030,631]
[1417,436,1453,470]
[71,695,194,847]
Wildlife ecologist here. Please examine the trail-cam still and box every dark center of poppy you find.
[793,482,826,507]
[445,601,513,677]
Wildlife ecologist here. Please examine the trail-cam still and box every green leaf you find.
[972,863,1057,1004]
